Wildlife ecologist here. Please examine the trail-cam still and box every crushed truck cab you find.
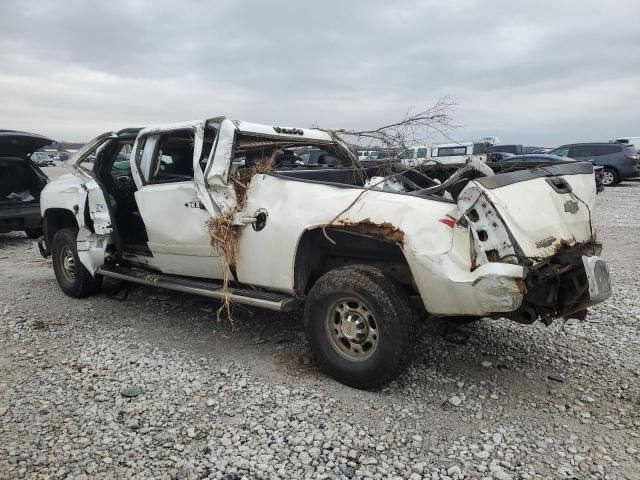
[39,118,611,388]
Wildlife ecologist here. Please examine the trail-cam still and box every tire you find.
[51,228,102,298]
[24,227,43,239]
[601,167,619,186]
[303,265,418,389]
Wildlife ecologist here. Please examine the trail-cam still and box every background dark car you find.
[489,153,604,192]
[487,144,546,155]
[492,153,570,163]
[487,152,514,162]
[0,130,52,238]
[548,143,640,186]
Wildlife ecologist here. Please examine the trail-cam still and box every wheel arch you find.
[602,165,620,183]
[43,208,79,252]
[293,225,416,296]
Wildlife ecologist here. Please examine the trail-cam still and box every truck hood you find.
[0,130,54,158]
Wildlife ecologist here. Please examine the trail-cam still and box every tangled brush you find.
[206,156,277,324]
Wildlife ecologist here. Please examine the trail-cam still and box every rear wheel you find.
[601,167,619,186]
[51,228,102,298]
[304,265,418,389]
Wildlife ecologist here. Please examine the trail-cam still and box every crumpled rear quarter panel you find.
[234,174,457,294]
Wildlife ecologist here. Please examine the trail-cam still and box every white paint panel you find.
[86,179,113,235]
[234,174,458,292]
[233,120,334,142]
[134,181,225,279]
[478,173,596,259]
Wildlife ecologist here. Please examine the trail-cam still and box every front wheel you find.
[304,265,418,389]
[51,228,102,298]
[601,167,619,186]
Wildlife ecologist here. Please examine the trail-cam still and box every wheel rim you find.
[60,246,76,281]
[326,298,378,361]
[602,170,615,186]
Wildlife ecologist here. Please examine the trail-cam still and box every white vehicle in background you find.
[357,150,378,161]
[480,136,500,145]
[614,136,640,146]
[396,145,431,167]
[430,141,491,165]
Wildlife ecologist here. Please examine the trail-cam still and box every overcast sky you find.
[1,0,638,146]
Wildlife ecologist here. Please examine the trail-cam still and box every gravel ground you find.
[1,177,639,480]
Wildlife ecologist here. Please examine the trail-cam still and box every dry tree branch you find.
[316,96,458,239]
[322,96,458,153]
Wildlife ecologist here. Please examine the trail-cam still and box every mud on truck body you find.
[39,118,611,388]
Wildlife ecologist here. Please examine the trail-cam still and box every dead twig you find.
[316,96,457,240]
[320,96,458,155]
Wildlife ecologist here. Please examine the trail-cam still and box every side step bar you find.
[96,265,297,312]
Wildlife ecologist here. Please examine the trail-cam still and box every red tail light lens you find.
[439,217,456,228]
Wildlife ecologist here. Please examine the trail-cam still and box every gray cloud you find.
[0,0,638,146]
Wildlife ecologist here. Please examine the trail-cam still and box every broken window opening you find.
[230,134,351,176]
[148,130,195,184]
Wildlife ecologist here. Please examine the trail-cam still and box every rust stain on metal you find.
[552,238,577,254]
[335,218,405,245]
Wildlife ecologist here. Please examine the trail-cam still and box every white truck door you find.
[70,132,119,274]
[130,123,226,279]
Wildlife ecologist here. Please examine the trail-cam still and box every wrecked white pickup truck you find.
[39,118,611,388]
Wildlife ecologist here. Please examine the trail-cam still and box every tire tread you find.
[52,228,101,298]
[304,265,418,389]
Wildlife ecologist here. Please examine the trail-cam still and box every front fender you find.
[41,174,111,275]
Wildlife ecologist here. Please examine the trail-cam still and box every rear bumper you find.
[506,249,611,324]
[408,253,526,316]
[0,203,41,233]
[410,245,610,322]
[582,255,611,303]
